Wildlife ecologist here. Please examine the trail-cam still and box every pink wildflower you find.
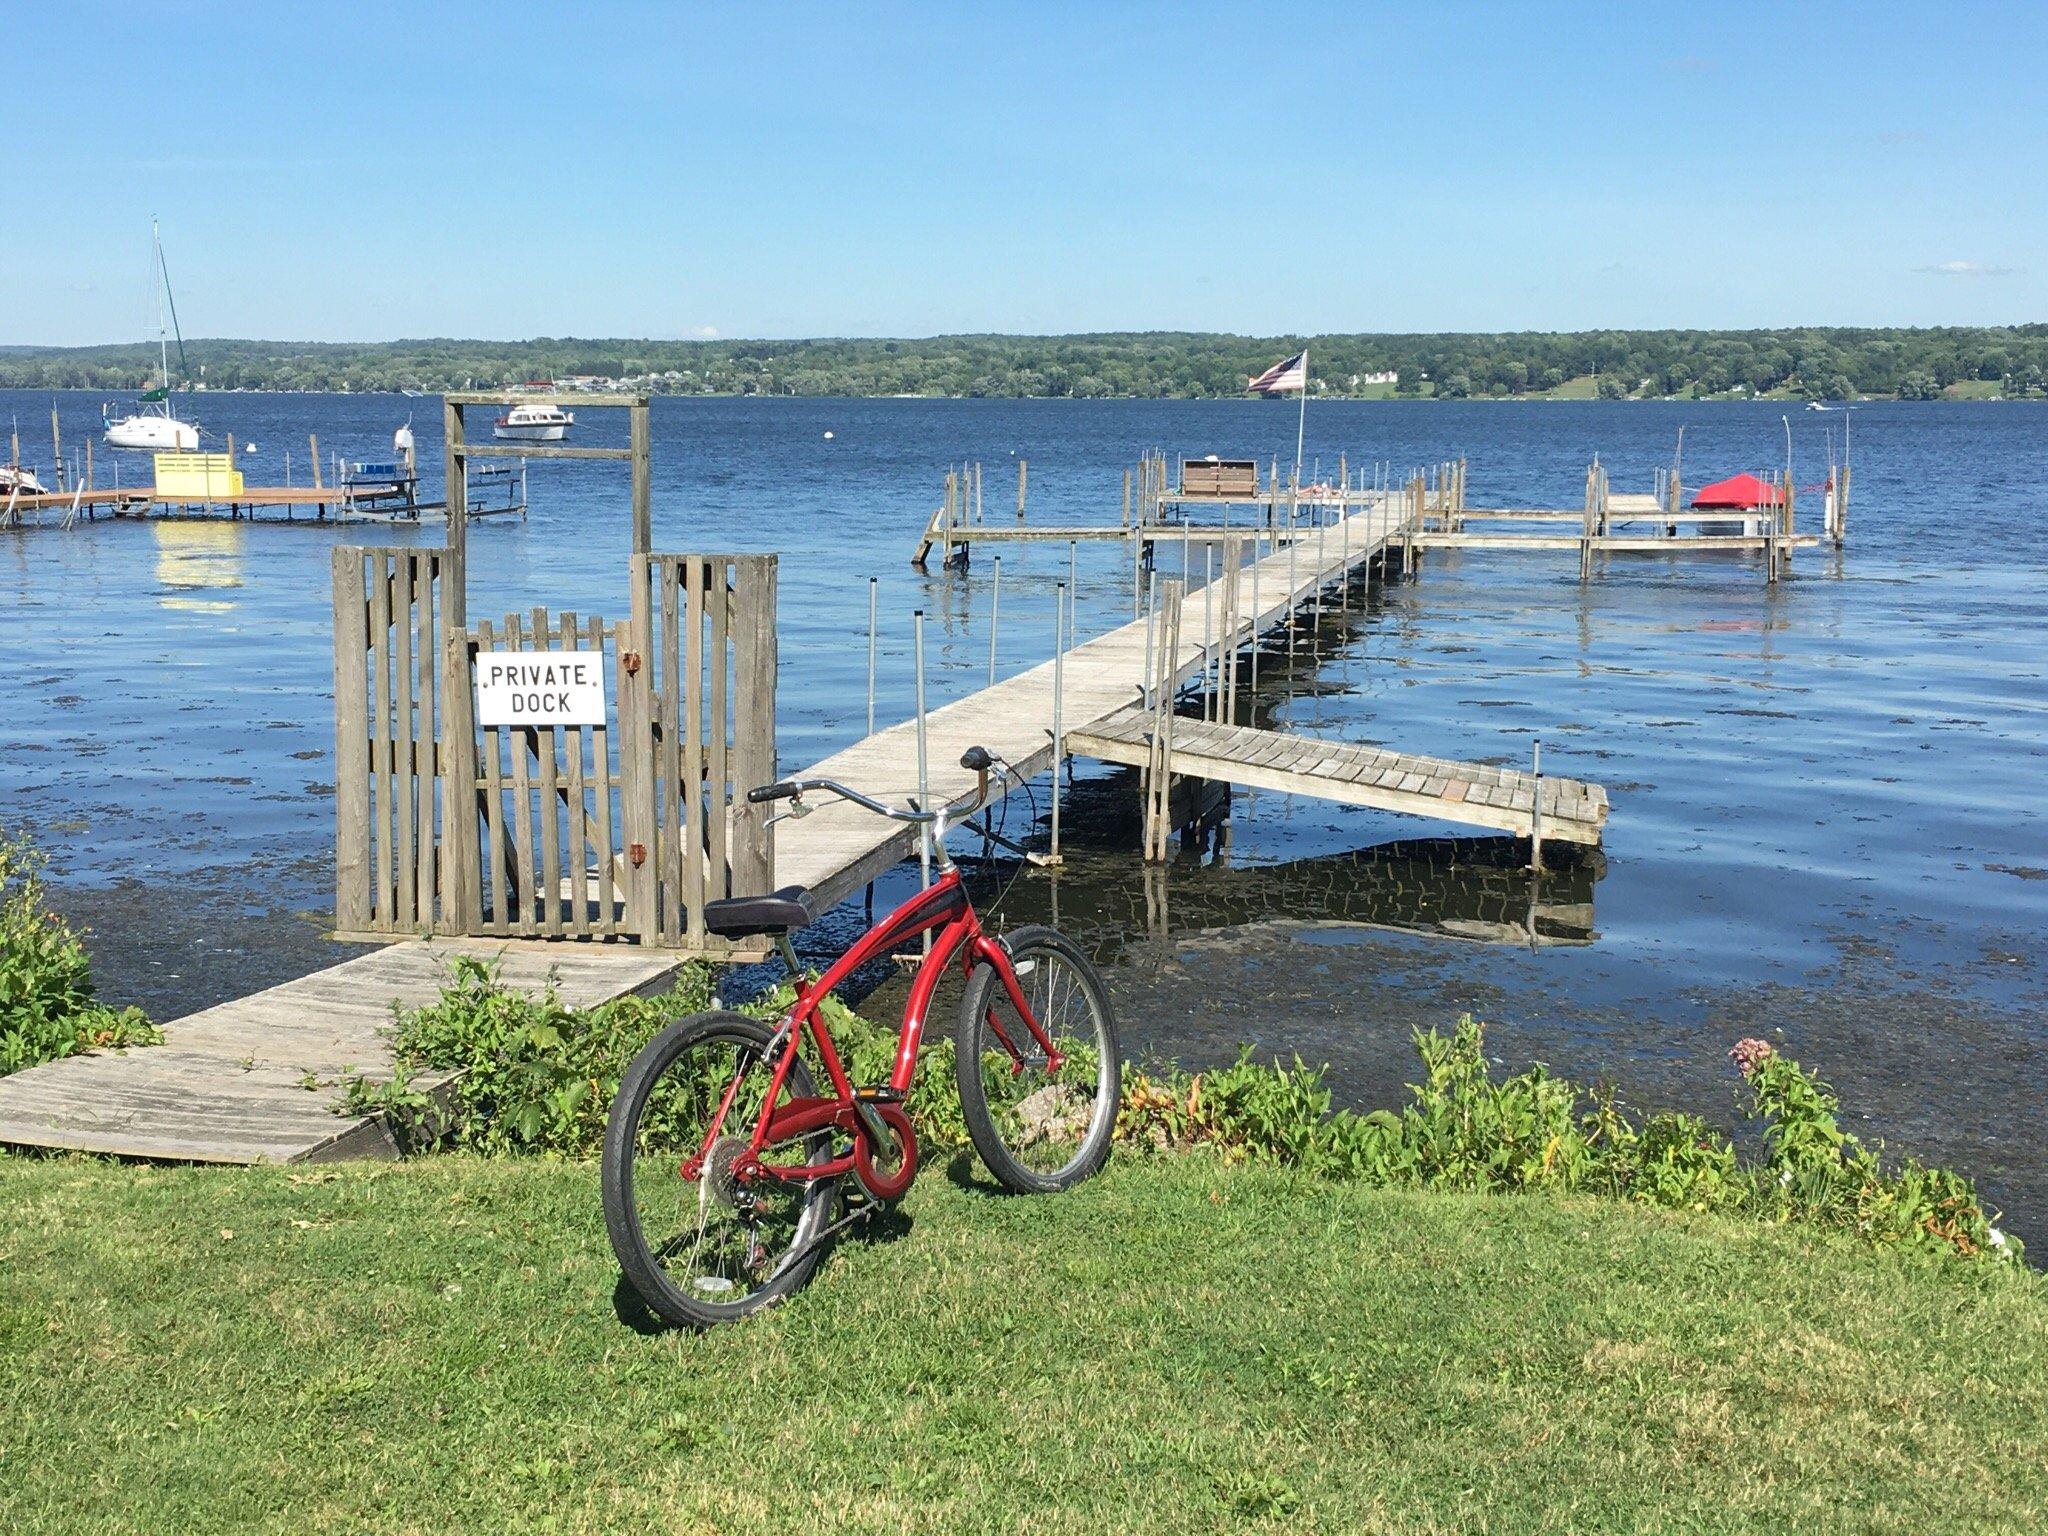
[1729,1038,1775,1079]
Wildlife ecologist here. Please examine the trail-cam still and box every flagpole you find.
[1293,345,1308,487]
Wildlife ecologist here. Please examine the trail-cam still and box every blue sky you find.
[6,2,2043,344]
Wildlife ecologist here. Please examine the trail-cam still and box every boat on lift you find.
[103,219,201,452]
[0,465,50,497]
[493,403,574,442]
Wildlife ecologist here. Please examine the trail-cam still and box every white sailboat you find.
[104,219,200,452]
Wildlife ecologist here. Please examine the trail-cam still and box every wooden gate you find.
[623,553,777,949]
[470,607,629,939]
[331,544,777,951]
[331,545,465,937]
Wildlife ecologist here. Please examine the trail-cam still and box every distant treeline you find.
[3,327,2045,400]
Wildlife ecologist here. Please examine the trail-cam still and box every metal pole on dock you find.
[987,554,1001,685]
[866,576,879,736]
[1050,580,1066,864]
[1142,571,1158,707]
[1236,536,1253,692]
[1017,458,1028,521]
[915,609,932,949]
[1314,508,1327,626]
[1202,546,1215,722]
[1285,484,1298,659]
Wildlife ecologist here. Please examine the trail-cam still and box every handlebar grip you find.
[960,746,993,772]
[747,781,799,804]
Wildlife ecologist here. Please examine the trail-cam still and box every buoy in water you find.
[823,430,835,440]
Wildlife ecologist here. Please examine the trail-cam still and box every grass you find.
[4,1155,2046,1534]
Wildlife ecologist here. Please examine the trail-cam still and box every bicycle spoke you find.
[625,1030,830,1305]
[969,942,1113,1178]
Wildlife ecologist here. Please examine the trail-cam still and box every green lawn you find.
[4,1155,2045,1534]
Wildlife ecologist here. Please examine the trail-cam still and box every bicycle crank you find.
[851,1096,918,1202]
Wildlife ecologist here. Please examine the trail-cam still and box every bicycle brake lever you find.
[766,793,812,826]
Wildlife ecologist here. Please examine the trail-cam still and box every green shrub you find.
[0,830,159,1078]
[349,968,2020,1266]
[341,956,714,1154]
[342,961,963,1157]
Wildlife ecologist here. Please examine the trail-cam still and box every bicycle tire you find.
[602,1012,837,1328]
[954,925,1121,1193]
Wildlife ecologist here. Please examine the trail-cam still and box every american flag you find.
[1248,349,1308,395]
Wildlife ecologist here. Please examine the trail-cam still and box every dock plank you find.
[0,938,687,1164]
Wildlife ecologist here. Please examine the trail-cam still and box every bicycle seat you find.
[702,885,819,939]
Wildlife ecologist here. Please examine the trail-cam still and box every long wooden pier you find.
[0,940,683,1163]
[784,493,1602,908]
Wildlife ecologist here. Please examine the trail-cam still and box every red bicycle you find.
[601,746,1121,1327]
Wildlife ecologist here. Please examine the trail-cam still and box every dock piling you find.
[1142,580,1185,862]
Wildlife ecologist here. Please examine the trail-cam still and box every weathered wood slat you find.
[369,554,394,925]
[393,556,418,928]
[331,550,371,932]
[1063,704,1607,846]
[589,615,617,936]
[504,612,538,936]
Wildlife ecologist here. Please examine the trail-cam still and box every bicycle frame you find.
[686,867,1066,1189]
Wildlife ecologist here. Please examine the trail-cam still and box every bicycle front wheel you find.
[602,1012,838,1328]
[954,925,1121,1193]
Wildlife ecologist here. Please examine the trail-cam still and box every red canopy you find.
[1690,472,1782,510]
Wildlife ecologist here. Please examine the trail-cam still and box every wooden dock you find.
[783,492,1607,906]
[1065,709,1607,845]
[2,475,524,529]
[0,939,684,1163]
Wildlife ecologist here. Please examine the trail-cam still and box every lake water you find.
[4,391,2045,1228]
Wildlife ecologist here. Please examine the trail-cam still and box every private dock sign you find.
[475,650,607,727]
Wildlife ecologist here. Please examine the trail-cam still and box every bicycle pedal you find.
[851,1084,905,1104]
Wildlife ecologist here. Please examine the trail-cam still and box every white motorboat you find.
[0,465,50,497]
[103,219,201,452]
[493,404,574,442]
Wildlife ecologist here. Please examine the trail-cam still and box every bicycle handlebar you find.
[745,746,1011,827]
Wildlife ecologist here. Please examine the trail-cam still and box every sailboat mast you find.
[153,218,169,393]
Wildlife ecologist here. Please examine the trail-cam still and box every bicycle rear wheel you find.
[602,1012,837,1328]
[954,925,1121,1193]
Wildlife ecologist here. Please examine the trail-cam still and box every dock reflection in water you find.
[151,520,245,614]
[964,805,1603,961]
